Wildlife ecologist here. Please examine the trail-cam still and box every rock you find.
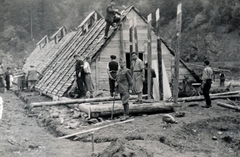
[162,114,178,124]
[175,112,185,117]
[68,122,80,129]
[72,111,81,119]
[212,136,217,140]
[51,112,59,118]
[88,118,99,124]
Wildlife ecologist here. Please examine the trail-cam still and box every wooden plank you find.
[58,119,135,139]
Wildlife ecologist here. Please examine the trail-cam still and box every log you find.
[77,101,173,118]
[178,94,240,102]
[58,119,135,139]
[210,91,240,96]
[217,102,240,111]
[29,95,147,109]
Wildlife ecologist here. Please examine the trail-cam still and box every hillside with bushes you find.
[0,0,240,69]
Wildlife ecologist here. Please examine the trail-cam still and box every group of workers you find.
[73,52,155,120]
[0,63,13,91]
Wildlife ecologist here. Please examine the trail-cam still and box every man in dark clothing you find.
[201,60,213,108]
[5,67,12,90]
[74,54,86,98]
[116,58,133,121]
[143,62,156,99]
[107,55,119,97]
[104,0,121,39]
[219,71,225,87]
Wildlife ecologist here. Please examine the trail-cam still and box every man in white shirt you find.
[83,56,94,98]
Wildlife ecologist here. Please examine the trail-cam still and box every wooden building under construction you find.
[23,6,199,99]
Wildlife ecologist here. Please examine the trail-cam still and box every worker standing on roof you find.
[83,56,94,98]
[74,54,86,98]
[116,58,133,121]
[104,0,121,39]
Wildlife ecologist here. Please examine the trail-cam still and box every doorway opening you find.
[125,53,143,69]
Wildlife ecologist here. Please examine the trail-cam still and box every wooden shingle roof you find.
[35,12,111,97]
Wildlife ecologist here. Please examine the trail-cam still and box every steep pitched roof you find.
[23,30,76,75]
[35,12,111,96]
[29,6,198,97]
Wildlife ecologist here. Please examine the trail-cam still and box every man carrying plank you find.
[116,58,133,121]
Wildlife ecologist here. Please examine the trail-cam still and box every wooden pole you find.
[147,14,152,100]
[173,3,182,103]
[133,16,139,56]
[29,95,146,109]
[156,8,163,100]
[129,20,133,71]
[91,132,94,152]
[58,119,135,139]
[119,23,124,59]
[217,102,240,111]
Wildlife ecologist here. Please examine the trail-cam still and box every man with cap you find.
[107,55,119,97]
[201,60,213,108]
[131,52,145,104]
[143,62,156,99]
[74,54,86,98]
[104,0,121,39]
[116,58,133,120]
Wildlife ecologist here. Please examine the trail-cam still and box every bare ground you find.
[1,67,240,156]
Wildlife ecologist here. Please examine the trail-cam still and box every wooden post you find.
[129,20,133,71]
[133,16,139,56]
[119,23,124,59]
[91,132,94,152]
[156,8,163,100]
[147,14,152,100]
[173,3,182,103]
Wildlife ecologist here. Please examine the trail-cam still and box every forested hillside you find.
[0,0,240,69]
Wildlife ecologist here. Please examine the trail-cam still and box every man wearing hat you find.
[201,60,213,108]
[131,52,145,104]
[107,55,119,97]
[116,58,132,120]
[74,54,86,98]
[104,0,121,39]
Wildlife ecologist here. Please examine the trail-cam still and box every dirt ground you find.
[1,72,240,156]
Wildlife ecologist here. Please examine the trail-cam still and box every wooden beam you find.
[156,8,163,100]
[173,3,182,103]
[58,119,134,139]
[133,16,139,56]
[178,94,240,102]
[29,95,147,109]
[119,23,124,59]
[217,102,240,111]
[129,20,133,72]
[147,14,152,100]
